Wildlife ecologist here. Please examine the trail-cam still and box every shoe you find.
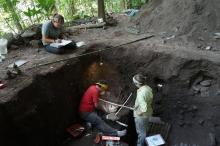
[117,129,127,137]
[86,122,92,130]
[94,133,101,144]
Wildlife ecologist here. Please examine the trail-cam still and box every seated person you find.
[79,81,127,137]
[41,14,76,54]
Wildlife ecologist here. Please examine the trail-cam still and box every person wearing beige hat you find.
[79,80,127,137]
[133,74,153,146]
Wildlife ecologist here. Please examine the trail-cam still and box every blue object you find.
[134,117,149,146]
[82,112,118,136]
[124,9,139,16]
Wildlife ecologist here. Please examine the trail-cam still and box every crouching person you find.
[79,81,127,137]
[41,14,76,54]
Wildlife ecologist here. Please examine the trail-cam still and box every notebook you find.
[50,40,72,48]
[145,134,165,146]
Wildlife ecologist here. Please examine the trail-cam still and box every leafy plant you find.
[0,0,23,32]
[36,0,56,19]
[0,0,147,34]
[23,7,41,24]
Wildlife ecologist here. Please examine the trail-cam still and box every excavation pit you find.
[0,44,220,146]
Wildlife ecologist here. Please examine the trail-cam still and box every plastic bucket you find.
[0,39,8,55]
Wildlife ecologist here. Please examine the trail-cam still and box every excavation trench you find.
[0,44,220,146]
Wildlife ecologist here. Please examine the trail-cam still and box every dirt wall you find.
[133,0,220,48]
[0,43,219,146]
[0,60,85,146]
[101,44,220,146]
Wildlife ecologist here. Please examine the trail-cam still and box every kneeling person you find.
[79,81,127,137]
[41,14,76,54]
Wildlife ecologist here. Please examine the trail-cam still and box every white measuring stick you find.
[116,121,128,127]
[99,98,134,110]
[115,93,133,116]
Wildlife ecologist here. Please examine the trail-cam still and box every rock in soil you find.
[209,133,216,146]
[9,45,19,50]
[198,119,205,125]
[200,86,209,92]
[200,80,212,87]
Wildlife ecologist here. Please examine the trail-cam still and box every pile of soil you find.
[133,0,220,47]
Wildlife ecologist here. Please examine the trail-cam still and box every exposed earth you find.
[0,0,220,146]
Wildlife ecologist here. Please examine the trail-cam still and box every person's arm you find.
[94,102,99,108]
[93,90,100,109]
[42,36,56,43]
[42,22,59,43]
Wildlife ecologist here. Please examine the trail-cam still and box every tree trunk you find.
[70,0,76,16]
[6,0,23,32]
[128,0,132,9]
[120,0,126,10]
[111,1,114,12]
[137,0,142,8]
[98,0,105,21]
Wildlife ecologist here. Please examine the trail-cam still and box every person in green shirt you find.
[133,73,153,146]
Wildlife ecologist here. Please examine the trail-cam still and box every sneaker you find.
[86,122,92,130]
[117,129,127,137]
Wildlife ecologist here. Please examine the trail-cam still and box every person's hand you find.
[100,91,106,96]
[136,109,144,116]
[55,39,62,43]
[134,107,143,116]
[106,113,119,121]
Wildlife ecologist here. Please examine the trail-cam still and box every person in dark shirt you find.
[41,14,76,54]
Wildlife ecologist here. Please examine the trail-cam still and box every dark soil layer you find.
[100,45,220,146]
[0,59,86,146]
[1,0,220,145]
[0,43,220,146]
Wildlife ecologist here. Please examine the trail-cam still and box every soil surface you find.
[0,0,220,146]
[133,0,220,50]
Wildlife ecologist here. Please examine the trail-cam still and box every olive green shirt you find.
[133,85,153,117]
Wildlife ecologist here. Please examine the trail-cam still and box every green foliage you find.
[23,8,40,18]
[36,0,56,19]
[1,0,18,11]
[0,30,4,37]
[23,7,41,24]
[0,0,23,32]
[0,0,147,34]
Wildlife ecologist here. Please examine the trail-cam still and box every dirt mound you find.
[133,0,220,46]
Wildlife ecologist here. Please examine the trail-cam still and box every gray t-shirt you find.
[41,20,62,45]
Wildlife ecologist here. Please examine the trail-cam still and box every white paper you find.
[76,41,86,47]
[146,134,165,146]
[8,60,28,68]
[50,40,72,48]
